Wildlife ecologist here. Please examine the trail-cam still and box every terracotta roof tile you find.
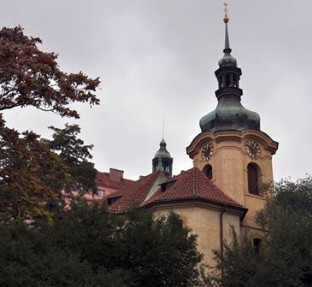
[143,167,243,209]
[95,171,134,190]
[109,170,167,213]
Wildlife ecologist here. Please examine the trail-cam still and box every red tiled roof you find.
[143,167,244,209]
[104,189,124,200]
[95,171,134,190]
[109,170,167,213]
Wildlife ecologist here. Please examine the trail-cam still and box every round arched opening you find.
[247,163,261,195]
[203,164,213,180]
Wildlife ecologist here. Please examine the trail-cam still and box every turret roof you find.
[154,139,172,159]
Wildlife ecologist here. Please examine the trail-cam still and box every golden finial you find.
[222,0,229,23]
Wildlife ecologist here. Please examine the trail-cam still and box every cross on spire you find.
[223,0,228,16]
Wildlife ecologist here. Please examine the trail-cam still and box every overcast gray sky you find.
[1,0,311,181]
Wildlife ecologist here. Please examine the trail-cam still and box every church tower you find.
[153,139,173,177]
[186,11,278,235]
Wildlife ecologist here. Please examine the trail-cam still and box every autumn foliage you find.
[0,26,100,118]
[0,26,100,221]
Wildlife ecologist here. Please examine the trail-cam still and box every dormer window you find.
[107,196,121,206]
[96,189,105,197]
[160,180,175,192]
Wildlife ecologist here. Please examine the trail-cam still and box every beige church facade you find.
[106,14,278,266]
[151,199,243,265]
[183,128,278,264]
[188,128,278,236]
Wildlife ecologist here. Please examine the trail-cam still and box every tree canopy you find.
[0,26,99,118]
[0,203,202,287]
[0,26,100,221]
[202,176,312,287]
[0,120,97,222]
[45,124,97,193]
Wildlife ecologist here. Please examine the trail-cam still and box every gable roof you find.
[109,170,167,213]
[108,167,245,214]
[143,167,244,209]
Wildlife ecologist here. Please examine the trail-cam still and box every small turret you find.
[152,139,173,177]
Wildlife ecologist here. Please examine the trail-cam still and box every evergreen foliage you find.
[201,176,312,287]
[45,124,97,193]
[0,203,202,287]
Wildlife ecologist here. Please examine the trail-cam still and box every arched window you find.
[225,74,231,87]
[253,238,262,255]
[247,163,261,195]
[203,164,213,180]
[233,75,238,87]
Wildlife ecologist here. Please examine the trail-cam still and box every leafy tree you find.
[0,120,97,222]
[0,218,126,287]
[45,124,97,193]
[114,210,202,287]
[0,26,99,118]
[0,203,202,287]
[0,26,100,221]
[0,116,69,222]
[202,176,312,287]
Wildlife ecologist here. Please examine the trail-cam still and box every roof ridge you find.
[142,167,244,209]
[109,170,167,213]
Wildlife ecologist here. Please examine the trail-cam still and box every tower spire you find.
[199,1,261,132]
[224,20,231,53]
[218,1,236,67]
[223,1,231,53]
[162,119,165,140]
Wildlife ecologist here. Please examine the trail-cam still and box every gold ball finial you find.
[223,16,229,23]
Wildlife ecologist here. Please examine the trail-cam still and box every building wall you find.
[151,203,242,266]
[187,129,278,232]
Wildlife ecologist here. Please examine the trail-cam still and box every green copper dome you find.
[200,97,260,132]
[153,139,173,177]
[200,16,260,133]
[154,139,172,159]
[218,53,237,67]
